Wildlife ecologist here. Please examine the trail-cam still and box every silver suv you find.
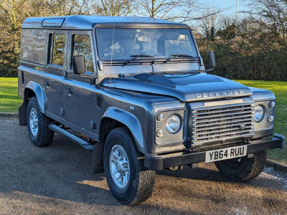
[18,15,285,205]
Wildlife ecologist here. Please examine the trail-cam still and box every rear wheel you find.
[27,97,54,147]
[215,151,267,181]
[103,127,156,205]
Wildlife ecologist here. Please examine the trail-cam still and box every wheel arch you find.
[99,107,146,154]
[24,81,46,113]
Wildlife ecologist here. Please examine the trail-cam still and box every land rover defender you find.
[18,15,285,205]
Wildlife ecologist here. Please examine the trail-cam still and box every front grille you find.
[191,102,255,145]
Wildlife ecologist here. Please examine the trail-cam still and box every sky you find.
[187,0,252,28]
[204,0,250,15]
[187,0,252,33]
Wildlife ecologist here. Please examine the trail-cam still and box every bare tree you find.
[247,0,287,42]
[197,7,221,40]
[137,0,200,22]
[0,0,27,31]
[39,0,89,16]
[91,0,136,16]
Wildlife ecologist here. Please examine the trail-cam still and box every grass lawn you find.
[0,78,286,163]
[0,78,22,113]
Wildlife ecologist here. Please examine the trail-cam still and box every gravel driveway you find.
[0,117,287,215]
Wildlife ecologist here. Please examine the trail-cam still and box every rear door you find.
[44,30,68,118]
[62,31,97,132]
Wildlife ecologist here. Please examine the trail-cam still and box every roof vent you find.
[42,18,65,27]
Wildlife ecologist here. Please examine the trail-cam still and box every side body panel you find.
[92,87,185,155]
[43,66,64,116]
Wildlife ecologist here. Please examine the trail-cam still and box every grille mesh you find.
[192,103,255,145]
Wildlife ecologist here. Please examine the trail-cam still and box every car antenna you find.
[110,20,115,88]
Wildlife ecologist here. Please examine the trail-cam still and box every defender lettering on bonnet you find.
[18,15,284,205]
[196,90,245,98]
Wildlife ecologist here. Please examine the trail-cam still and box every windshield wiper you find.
[164,54,195,63]
[170,54,193,58]
[123,55,155,66]
[130,55,155,58]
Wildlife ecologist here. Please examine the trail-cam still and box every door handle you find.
[44,81,50,89]
[65,88,73,96]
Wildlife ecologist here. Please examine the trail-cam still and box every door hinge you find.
[90,121,96,129]
[61,108,65,115]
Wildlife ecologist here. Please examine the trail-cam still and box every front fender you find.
[25,81,46,113]
[101,107,146,154]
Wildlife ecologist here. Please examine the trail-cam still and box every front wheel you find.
[215,150,267,181]
[103,127,156,205]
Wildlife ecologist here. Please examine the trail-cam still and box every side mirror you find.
[208,51,216,68]
[72,55,85,74]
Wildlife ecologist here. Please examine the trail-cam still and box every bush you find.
[197,34,287,81]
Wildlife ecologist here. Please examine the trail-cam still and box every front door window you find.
[72,35,94,72]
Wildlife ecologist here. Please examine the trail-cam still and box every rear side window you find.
[20,29,47,65]
[49,34,66,66]
[72,35,94,72]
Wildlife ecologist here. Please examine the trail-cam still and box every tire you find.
[103,127,156,205]
[215,150,267,182]
[27,97,54,147]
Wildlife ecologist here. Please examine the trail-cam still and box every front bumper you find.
[144,134,285,171]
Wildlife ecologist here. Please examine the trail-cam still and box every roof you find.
[22,15,187,30]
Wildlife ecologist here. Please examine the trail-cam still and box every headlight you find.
[254,105,264,122]
[166,115,181,134]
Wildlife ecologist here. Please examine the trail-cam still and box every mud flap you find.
[92,142,104,174]
[19,102,27,126]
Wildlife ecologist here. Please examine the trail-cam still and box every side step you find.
[49,123,94,150]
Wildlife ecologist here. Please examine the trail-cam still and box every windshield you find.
[96,28,198,61]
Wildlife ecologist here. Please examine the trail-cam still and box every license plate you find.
[205,145,247,163]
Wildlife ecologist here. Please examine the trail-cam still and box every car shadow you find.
[157,163,287,191]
